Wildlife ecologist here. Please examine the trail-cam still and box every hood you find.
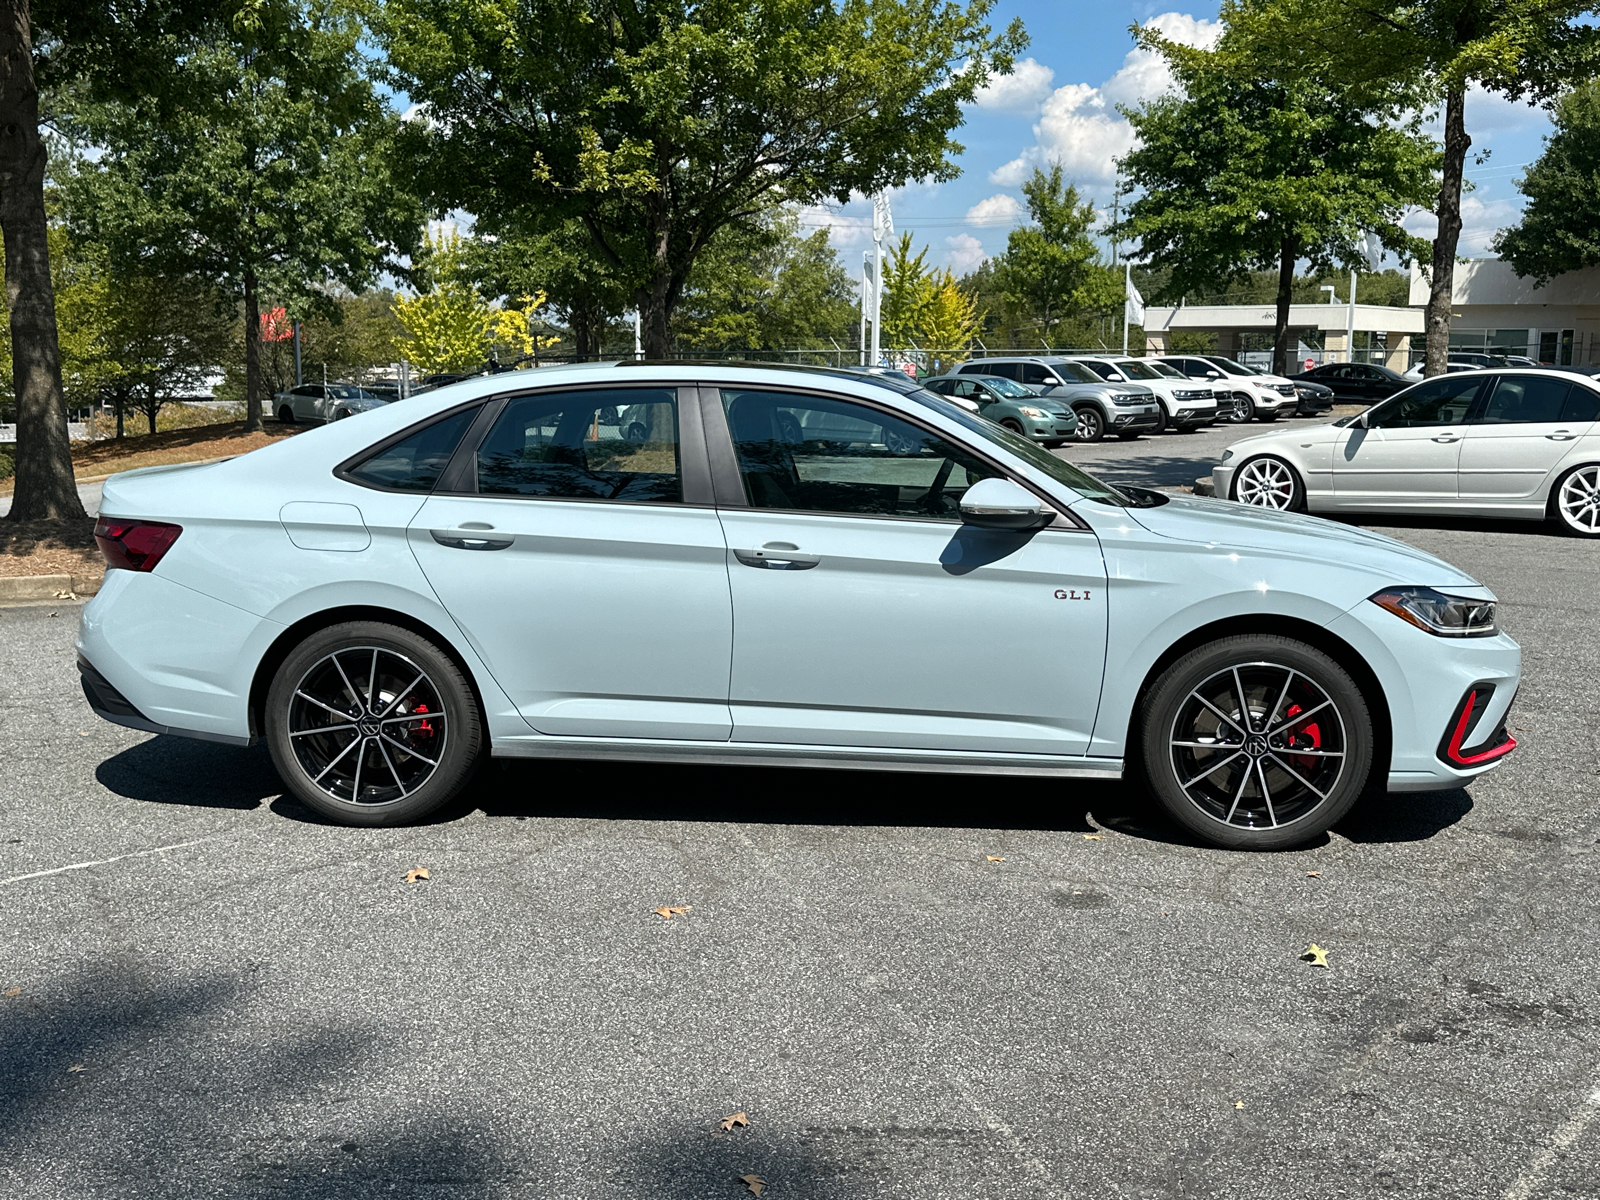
[1117,493,1482,589]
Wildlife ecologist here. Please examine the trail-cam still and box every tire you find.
[265,621,484,826]
[1226,393,1255,423]
[334,408,352,421]
[1551,464,1600,537]
[999,418,1026,436]
[1230,455,1305,511]
[1154,407,1170,434]
[277,406,296,424]
[1138,635,1373,850]
[1258,410,1280,422]
[1072,406,1105,442]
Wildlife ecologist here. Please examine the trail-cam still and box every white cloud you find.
[964,194,1024,226]
[992,12,1222,186]
[946,234,987,274]
[971,57,1056,114]
[796,202,874,248]
[1404,194,1520,257]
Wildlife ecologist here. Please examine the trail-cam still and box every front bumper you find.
[1171,406,1220,428]
[1110,406,1162,432]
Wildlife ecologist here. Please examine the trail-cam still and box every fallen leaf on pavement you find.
[738,1175,766,1197]
[985,855,1004,862]
[55,590,78,600]
[720,1111,749,1132]
[653,905,691,920]
[1082,834,1102,841]
[403,867,430,884]
[1306,871,1321,878]
[67,1064,85,1073]
[3,987,19,998]
[1301,943,1330,969]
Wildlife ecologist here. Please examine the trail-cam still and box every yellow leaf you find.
[3,987,19,998]
[67,1064,85,1073]
[720,1111,749,1132]
[653,905,691,920]
[404,867,430,884]
[1082,834,1102,841]
[985,855,1005,862]
[1234,1100,1245,1109]
[1306,871,1321,878]
[1301,943,1330,968]
[738,1175,766,1197]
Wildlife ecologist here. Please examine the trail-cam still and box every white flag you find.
[1125,274,1145,326]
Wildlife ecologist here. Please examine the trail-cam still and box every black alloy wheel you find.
[266,621,484,826]
[1139,635,1373,850]
[1072,406,1105,442]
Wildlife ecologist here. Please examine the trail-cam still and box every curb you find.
[0,573,101,603]
[1192,476,1216,497]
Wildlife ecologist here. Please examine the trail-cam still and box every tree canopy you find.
[991,166,1119,345]
[1495,82,1600,284]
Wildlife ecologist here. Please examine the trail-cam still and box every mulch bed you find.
[0,518,103,580]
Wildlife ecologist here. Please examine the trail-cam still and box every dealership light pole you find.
[871,192,892,367]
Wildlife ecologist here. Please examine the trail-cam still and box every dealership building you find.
[1141,258,1600,368]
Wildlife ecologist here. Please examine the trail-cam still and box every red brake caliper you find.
[411,703,435,739]
[1283,703,1322,772]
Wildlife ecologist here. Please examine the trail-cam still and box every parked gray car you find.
[923,373,1079,446]
[955,356,1161,442]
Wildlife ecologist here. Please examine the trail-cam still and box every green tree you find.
[919,268,983,354]
[475,222,631,360]
[992,167,1120,345]
[60,0,423,433]
[879,233,934,349]
[1230,0,1600,374]
[379,0,1026,358]
[1115,26,1434,375]
[394,228,543,375]
[1495,82,1600,284]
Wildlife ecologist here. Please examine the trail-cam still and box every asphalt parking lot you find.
[4,419,1599,1200]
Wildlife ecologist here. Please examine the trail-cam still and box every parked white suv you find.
[1156,355,1299,423]
[1067,356,1219,432]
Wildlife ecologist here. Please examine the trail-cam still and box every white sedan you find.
[275,383,388,424]
[1213,369,1600,536]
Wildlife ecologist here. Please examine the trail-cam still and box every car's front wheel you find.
[265,621,484,826]
[1138,635,1374,850]
[1552,464,1600,537]
[277,406,296,424]
[1231,455,1304,511]
[1226,393,1254,423]
[1073,406,1105,442]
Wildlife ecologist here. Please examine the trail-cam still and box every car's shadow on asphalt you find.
[95,736,1474,849]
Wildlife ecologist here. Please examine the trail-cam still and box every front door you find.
[711,387,1107,756]
[1331,374,1488,506]
[1459,374,1600,501]
[408,385,734,741]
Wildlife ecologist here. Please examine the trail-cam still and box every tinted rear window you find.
[344,406,478,491]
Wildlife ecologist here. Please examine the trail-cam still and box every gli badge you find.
[1054,588,1092,600]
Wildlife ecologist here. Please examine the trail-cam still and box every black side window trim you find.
[697,381,1088,531]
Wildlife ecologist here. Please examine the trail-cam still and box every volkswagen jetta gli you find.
[78,362,1520,850]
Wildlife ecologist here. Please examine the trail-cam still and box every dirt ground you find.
[0,518,101,580]
[0,421,301,496]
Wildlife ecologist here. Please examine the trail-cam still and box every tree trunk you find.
[146,381,158,434]
[1271,236,1297,377]
[1425,86,1470,378]
[0,0,82,522]
[114,391,124,439]
[243,268,263,431]
[637,272,673,359]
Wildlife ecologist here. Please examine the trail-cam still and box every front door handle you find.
[431,530,514,551]
[1547,431,1576,440]
[1432,434,1461,443]
[734,544,820,570]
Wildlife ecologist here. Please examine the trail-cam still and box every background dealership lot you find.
[4,423,1598,1200]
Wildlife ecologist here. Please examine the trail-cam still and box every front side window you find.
[1474,375,1572,425]
[1368,377,1485,428]
[1020,363,1055,387]
[345,405,479,492]
[1173,359,1211,379]
[721,389,1003,520]
[476,388,681,503]
[1077,360,1117,380]
[1115,359,1163,381]
[1148,360,1185,379]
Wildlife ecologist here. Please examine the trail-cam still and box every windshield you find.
[1148,361,1184,379]
[910,387,1132,505]
[972,375,1034,398]
[1113,359,1164,381]
[1204,357,1257,376]
[1054,360,1103,384]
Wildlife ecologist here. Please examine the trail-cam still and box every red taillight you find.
[94,518,183,572]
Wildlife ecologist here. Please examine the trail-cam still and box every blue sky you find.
[800,1,1558,275]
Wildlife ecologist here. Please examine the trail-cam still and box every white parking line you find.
[1503,1083,1600,1200]
[0,836,221,886]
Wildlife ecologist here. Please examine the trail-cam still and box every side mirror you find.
[959,478,1051,531]
[1205,370,1223,379]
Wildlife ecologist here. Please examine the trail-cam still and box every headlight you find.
[1018,406,1046,418]
[1111,392,1145,406]
[1370,587,1497,638]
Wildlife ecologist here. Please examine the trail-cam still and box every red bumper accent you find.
[1440,688,1517,767]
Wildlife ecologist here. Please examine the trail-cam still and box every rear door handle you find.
[1432,434,1461,443]
[734,544,820,570]
[431,530,514,551]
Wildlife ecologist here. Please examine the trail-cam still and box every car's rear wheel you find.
[1231,455,1304,511]
[1226,393,1255,423]
[1139,636,1373,850]
[1072,406,1105,442]
[265,622,484,826]
[1552,464,1600,537]
[277,406,296,424]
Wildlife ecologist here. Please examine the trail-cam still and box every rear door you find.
[1330,375,1487,506]
[708,386,1107,756]
[1459,375,1600,502]
[407,384,735,740]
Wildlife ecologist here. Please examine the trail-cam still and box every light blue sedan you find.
[79,362,1520,850]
